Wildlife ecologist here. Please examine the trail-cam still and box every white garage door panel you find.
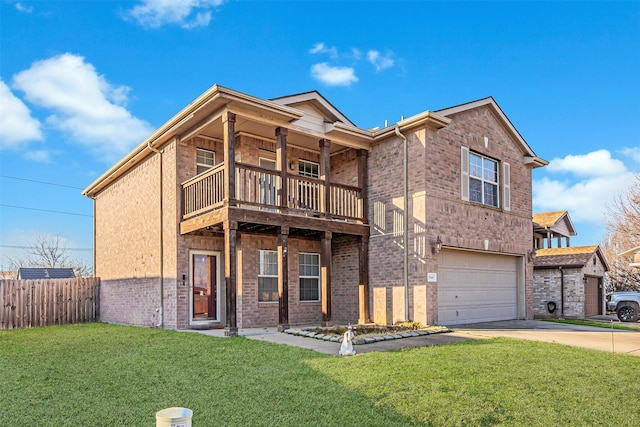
[438,250,518,325]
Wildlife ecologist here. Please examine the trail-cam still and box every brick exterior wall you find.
[94,139,181,328]
[92,102,538,330]
[331,235,360,324]
[532,268,583,318]
[368,106,536,326]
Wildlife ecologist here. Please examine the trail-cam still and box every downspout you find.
[395,126,410,321]
[148,141,164,328]
[559,266,564,318]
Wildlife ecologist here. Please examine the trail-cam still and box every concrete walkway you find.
[187,318,640,357]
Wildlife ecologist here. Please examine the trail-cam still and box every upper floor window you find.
[196,148,215,175]
[298,160,319,178]
[469,152,499,207]
[461,146,510,211]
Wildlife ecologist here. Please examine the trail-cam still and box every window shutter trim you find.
[461,146,470,201]
[503,161,511,211]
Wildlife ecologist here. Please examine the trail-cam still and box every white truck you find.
[606,291,640,322]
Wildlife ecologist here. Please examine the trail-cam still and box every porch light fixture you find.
[289,161,296,170]
[432,236,442,255]
[527,249,537,262]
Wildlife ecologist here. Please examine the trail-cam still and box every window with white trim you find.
[258,250,278,302]
[298,159,319,178]
[461,146,509,209]
[196,148,215,175]
[469,152,499,207]
[299,253,320,301]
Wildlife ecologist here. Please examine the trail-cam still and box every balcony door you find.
[259,157,277,207]
[192,253,218,321]
[297,159,320,211]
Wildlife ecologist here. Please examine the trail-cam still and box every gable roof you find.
[270,90,356,127]
[435,97,548,168]
[17,268,76,280]
[533,210,577,237]
[533,245,609,271]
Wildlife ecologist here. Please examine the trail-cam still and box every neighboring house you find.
[533,246,609,319]
[533,210,576,249]
[619,246,640,269]
[532,210,609,318]
[82,85,547,333]
[17,268,76,280]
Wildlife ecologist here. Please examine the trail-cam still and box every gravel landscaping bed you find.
[284,323,450,345]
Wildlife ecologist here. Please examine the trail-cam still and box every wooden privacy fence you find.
[0,278,100,330]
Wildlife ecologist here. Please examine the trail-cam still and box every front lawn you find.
[1,323,638,426]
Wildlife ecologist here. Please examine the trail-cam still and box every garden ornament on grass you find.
[339,323,356,356]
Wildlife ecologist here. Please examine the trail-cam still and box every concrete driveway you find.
[453,319,640,357]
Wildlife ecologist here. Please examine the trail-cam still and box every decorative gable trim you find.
[436,97,548,168]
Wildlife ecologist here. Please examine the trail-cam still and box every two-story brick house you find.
[83,85,547,334]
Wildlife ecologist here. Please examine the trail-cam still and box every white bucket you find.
[156,407,193,427]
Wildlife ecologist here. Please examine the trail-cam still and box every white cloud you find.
[0,79,43,149]
[310,63,358,87]
[309,42,338,59]
[367,50,394,72]
[24,150,52,163]
[12,53,154,162]
[546,149,626,177]
[127,0,224,29]
[533,150,635,226]
[15,2,33,13]
[351,48,362,60]
[619,146,640,166]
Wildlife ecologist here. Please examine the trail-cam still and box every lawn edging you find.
[283,326,451,345]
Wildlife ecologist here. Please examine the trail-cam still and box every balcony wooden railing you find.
[182,163,225,219]
[182,163,363,221]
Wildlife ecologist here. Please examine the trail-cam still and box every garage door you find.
[438,250,518,325]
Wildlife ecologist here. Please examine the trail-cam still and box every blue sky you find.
[1,0,639,271]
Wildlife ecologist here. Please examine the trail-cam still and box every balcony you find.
[182,163,364,223]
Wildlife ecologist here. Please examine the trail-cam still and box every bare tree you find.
[5,235,93,278]
[602,174,640,291]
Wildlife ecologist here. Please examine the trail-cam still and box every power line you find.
[0,174,84,190]
[0,245,93,252]
[0,204,92,218]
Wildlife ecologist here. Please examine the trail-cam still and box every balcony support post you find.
[321,230,332,326]
[357,149,369,222]
[224,220,238,336]
[319,139,331,217]
[276,127,288,212]
[277,226,290,332]
[358,234,371,324]
[223,111,236,206]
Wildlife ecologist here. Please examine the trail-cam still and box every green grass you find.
[542,318,640,331]
[1,323,639,426]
